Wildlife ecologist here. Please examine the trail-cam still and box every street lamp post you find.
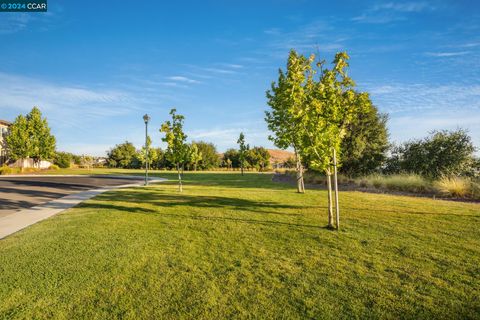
[143,114,150,186]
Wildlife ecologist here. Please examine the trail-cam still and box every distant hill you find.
[217,149,294,166]
[267,149,294,164]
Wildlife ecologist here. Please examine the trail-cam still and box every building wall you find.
[0,123,8,165]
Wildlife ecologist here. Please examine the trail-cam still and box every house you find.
[0,120,10,166]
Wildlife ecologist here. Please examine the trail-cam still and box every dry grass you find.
[359,174,432,193]
[435,176,473,198]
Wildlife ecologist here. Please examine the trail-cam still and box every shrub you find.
[434,176,471,198]
[50,164,60,170]
[470,180,480,199]
[54,151,73,168]
[0,165,12,175]
[384,129,476,178]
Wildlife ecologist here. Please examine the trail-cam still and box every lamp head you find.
[143,114,150,124]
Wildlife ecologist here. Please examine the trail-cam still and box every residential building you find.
[0,120,10,165]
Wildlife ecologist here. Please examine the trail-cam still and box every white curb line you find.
[0,176,167,240]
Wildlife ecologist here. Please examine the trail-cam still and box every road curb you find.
[0,177,167,240]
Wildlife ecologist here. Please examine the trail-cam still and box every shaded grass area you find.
[0,173,479,319]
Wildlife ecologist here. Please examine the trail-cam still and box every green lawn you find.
[1,172,479,319]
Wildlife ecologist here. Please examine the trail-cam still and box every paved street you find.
[0,175,144,218]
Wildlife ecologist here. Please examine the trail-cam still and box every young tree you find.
[188,142,203,171]
[137,136,158,169]
[266,50,312,193]
[237,132,249,176]
[300,52,369,229]
[225,158,233,170]
[161,109,189,191]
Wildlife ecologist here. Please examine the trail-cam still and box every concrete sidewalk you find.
[0,177,166,240]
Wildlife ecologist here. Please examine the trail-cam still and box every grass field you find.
[1,172,479,319]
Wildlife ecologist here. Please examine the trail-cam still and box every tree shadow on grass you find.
[85,191,323,216]
[77,201,326,230]
[149,172,297,191]
[345,206,480,217]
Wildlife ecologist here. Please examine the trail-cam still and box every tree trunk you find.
[295,150,305,193]
[177,163,183,192]
[333,149,340,230]
[241,163,244,176]
[326,169,334,228]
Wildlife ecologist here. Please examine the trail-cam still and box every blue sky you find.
[0,0,479,155]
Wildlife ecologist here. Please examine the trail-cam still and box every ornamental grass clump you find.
[434,176,471,198]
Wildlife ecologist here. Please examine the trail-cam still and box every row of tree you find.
[106,137,273,172]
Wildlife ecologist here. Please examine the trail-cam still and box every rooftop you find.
[0,120,11,126]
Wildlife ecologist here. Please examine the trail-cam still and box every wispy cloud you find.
[425,51,470,57]
[368,82,480,147]
[372,2,431,12]
[0,72,139,127]
[353,1,433,24]
[167,76,201,84]
[369,83,480,114]
[0,13,31,34]
[261,20,345,58]
[0,6,63,34]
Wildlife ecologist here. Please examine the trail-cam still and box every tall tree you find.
[340,105,389,176]
[194,141,219,169]
[5,114,30,162]
[6,107,56,168]
[237,132,249,176]
[266,50,311,193]
[300,52,369,229]
[107,141,137,168]
[161,109,189,191]
[26,107,56,166]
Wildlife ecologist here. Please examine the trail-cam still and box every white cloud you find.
[372,2,431,12]
[368,82,480,148]
[426,51,470,57]
[0,13,31,34]
[0,72,143,131]
[353,1,432,24]
[167,76,201,84]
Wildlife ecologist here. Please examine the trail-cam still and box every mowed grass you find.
[0,173,479,319]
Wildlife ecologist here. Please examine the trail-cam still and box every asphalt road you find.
[0,175,143,217]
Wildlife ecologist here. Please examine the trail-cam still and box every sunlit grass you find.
[0,173,479,319]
